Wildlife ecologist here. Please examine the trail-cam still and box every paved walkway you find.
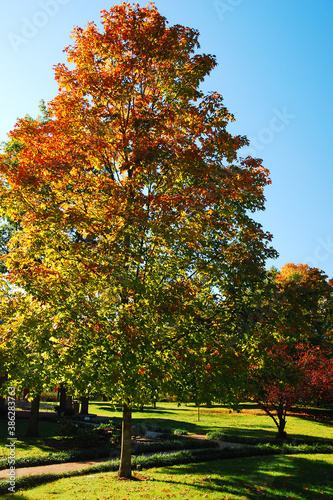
[0,435,245,480]
[0,457,111,479]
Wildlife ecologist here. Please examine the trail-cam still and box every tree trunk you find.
[80,396,89,415]
[118,403,132,479]
[59,384,67,414]
[26,394,40,437]
[0,375,7,412]
[276,425,287,439]
[276,403,287,439]
[256,400,288,439]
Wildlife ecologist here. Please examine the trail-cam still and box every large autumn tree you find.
[0,3,276,478]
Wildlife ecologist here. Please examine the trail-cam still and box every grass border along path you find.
[7,453,333,500]
[1,441,333,495]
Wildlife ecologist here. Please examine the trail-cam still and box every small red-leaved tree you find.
[249,342,333,438]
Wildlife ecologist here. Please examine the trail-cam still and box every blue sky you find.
[1,0,333,278]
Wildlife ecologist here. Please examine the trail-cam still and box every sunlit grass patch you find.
[89,401,333,442]
[8,453,333,499]
[0,420,60,461]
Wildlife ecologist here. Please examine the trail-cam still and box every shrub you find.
[206,431,230,441]
[76,426,99,447]
[40,391,58,402]
[133,437,219,454]
[54,405,75,417]
[95,421,112,439]
[59,419,78,436]
[97,421,114,431]
[173,429,188,436]
[95,421,121,446]
[205,431,272,445]
[146,424,172,434]
[132,423,147,437]
[205,431,333,446]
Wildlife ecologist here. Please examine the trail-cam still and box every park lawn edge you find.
[1,444,333,495]
[1,432,332,471]
[0,437,220,470]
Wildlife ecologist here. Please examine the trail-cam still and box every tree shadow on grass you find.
[0,420,107,457]
[135,417,206,434]
[152,454,333,499]
[93,404,176,416]
[0,419,60,441]
[290,407,333,422]
[289,411,333,427]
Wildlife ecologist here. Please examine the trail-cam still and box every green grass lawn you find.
[89,401,333,442]
[6,453,333,499]
[0,420,61,461]
[0,402,332,462]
